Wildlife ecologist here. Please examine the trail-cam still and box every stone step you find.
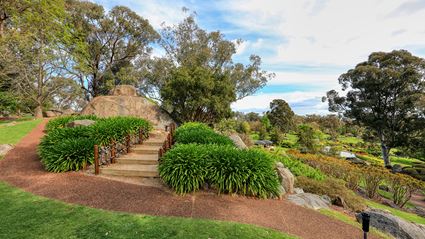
[131,145,161,154]
[100,164,159,177]
[117,153,158,165]
[142,140,164,147]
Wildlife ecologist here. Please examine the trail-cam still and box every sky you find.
[93,0,425,115]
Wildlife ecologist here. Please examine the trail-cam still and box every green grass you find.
[366,200,425,225]
[390,156,423,167]
[377,190,415,209]
[338,136,363,145]
[0,115,34,125]
[0,119,42,145]
[318,209,392,239]
[0,182,295,239]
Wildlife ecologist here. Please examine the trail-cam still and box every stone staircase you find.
[98,130,167,178]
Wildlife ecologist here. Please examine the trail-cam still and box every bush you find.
[208,147,280,198]
[296,176,366,212]
[159,144,209,194]
[175,122,234,146]
[45,115,98,132]
[39,137,97,172]
[387,173,424,208]
[362,167,385,199]
[159,144,280,198]
[39,116,152,172]
[268,152,325,181]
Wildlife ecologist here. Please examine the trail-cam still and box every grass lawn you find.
[0,182,296,239]
[0,119,42,145]
[318,209,392,239]
[366,200,425,225]
[338,136,363,145]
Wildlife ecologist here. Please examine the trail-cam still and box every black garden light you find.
[361,212,370,239]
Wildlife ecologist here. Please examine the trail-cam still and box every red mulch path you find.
[0,119,377,239]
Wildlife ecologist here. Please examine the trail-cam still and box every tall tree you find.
[141,14,274,123]
[63,0,158,98]
[0,0,68,118]
[267,99,295,134]
[325,50,425,167]
[0,0,29,37]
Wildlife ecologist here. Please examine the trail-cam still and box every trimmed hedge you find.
[174,122,234,146]
[38,116,152,172]
[45,115,98,132]
[159,144,280,198]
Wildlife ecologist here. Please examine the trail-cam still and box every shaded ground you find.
[0,119,377,239]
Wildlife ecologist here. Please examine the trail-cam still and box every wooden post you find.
[139,128,143,144]
[94,145,99,175]
[126,135,130,153]
[111,141,116,164]
[167,133,172,148]
[158,148,163,159]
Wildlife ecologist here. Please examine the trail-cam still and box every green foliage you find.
[267,99,294,134]
[45,115,98,132]
[39,137,96,172]
[38,116,152,172]
[326,50,425,166]
[159,144,280,198]
[296,124,316,153]
[270,153,325,181]
[296,176,366,212]
[175,122,234,146]
[0,92,19,116]
[159,144,208,194]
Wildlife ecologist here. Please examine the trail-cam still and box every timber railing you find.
[93,128,148,175]
[158,123,176,159]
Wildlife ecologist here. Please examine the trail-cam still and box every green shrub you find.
[208,147,280,198]
[175,122,234,146]
[46,115,98,132]
[159,144,280,198]
[296,176,366,212]
[39,137,97,172]
[269,152,325,181]
[39,116,152,172]
[159,144,209,194]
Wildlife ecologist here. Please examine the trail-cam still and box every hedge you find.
[174,122,234,146]
[159,144,280,198]
[38,116,152,172]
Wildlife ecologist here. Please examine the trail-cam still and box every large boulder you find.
[0,144,13,156]
[356,209,425,239]
[276,162,294,194]
[67,119,96,128]
[81,85,174,129]
[228,134,247,149]
[287,193,331,210]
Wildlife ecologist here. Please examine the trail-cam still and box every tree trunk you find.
[34,105,43,118]
[380,141,391,168]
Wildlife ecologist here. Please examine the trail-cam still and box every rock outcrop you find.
[0,144,13,156]
[287,193,331,210]
[67,119,96,128]
[81,85,174,128]
[228,134,248,149]
[276,162,294,194]
[356,209,425,239]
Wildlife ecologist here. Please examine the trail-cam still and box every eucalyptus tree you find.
[63,0,159,98]
[141,14,274,123]
[325,50,425,167]
[267,99,295,134]
[0,0,69,118]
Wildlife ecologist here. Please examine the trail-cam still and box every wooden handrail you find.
[94,145,99,175]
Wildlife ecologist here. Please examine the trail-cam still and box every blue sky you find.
[94,0,425,115]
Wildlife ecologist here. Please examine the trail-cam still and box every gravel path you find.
[0,119,377,239]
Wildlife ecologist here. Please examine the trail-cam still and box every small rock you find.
[276,162,294,194]
[333,195,347,208]
[0,144,13,156]
[45,111,57,118]
[356,208,425,239]
[67,119,96,128]
[110,85,138,96]
[294,187,304,194]
[228,134,247,149]
[287,193,331,210]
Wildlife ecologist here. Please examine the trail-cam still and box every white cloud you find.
[219,0,425,66]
